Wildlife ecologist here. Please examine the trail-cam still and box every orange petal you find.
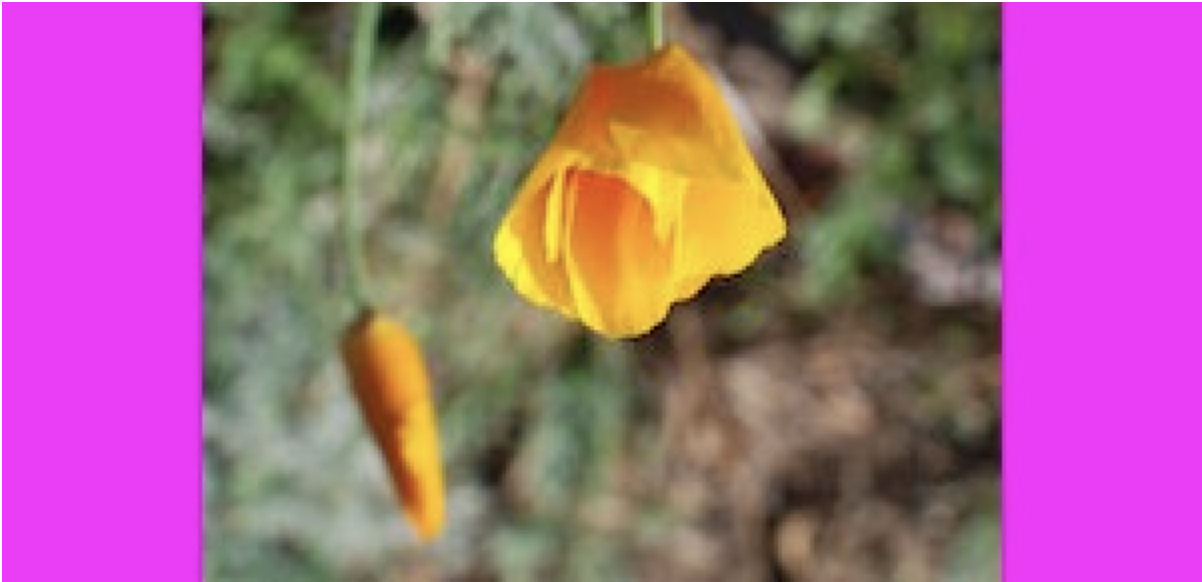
[341,311,446,541]
[553,44,760,186]
[493,152,577,318]
[562,168,676,338]
[674,180,786,299]
[493,43,788,339]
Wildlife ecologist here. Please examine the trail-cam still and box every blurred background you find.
[204,3,999,581]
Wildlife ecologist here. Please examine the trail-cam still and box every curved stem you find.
[648,2,665,51]
[342,1,382,309]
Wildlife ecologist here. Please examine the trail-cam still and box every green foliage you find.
[204,3,998,580]
[781,3,1000,304]
[205,4,650,580]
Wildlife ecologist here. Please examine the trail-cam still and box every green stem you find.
[342,1,382,309]
[647,2,665,51]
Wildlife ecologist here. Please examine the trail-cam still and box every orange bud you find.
[341,309,445,541]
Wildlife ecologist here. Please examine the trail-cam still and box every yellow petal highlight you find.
[341,310,446,541]
[494,44,787,339]
[494,150,584,319]
[563,168,676,337]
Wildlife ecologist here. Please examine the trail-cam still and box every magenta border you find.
[1004,4,1202,581]
[5,4,203,580]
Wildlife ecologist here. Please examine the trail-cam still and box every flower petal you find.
[493,153,576,317]
[562,168,676,338]
[493,44,788,339]
[393,398,445,541]
[340,312,446,542]
[674,180,786,299]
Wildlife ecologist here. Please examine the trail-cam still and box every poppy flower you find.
[493,43,787,339]
[341,310,445,541]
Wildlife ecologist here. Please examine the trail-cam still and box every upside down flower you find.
[341,310,445,541]
[493,43,787,339]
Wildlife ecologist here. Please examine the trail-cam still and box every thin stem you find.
[342,1,382,309]
[648,2,665,51]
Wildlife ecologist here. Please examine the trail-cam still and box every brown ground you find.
[631,287,1000,582]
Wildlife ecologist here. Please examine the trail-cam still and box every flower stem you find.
[647,2,665,51]
[342,1,382,309]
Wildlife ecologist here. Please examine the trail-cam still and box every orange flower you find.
[493,43,787,339]
[341,310,445,541]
